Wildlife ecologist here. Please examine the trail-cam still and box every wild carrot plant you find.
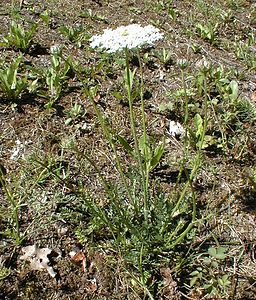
[63,24,212,296]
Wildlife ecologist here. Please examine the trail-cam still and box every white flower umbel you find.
[90,24,163,53]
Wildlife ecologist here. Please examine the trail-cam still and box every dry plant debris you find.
[20,245,56,278]
[69,249,87,273]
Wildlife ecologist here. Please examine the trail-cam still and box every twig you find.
[230,256,238,300]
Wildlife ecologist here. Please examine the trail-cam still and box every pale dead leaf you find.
[20,245,37,260]
[20,245,56,278]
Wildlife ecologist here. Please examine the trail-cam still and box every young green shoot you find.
[0,55,27,101]
[2,20,38,52]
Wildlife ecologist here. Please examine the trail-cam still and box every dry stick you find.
[230,256,238,300]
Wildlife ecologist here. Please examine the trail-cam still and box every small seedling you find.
[2,20,38,52]
[79,9,108,23]
[40,10,51,27]
[190,246,231,297]
[196,23,218,44]
[0,56,27,101]
[193,113,213,150]
[59,25,89,46]
[220,10,235,23]
[64,102,83,125]
[0,266,11,281]
[35,46,71,108]
[153,48,173,67]
[247,32,255,46]
[190,43,201,53]
[168,7,178,21]
[234,39,256,70]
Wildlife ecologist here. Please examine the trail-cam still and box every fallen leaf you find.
[86,278,98,293]
[70,249,87,272]
[93,94,101,103]
[20,245,56,278]
[159,267,178,299]
[251,92,256,103]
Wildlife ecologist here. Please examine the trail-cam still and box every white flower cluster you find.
[90,24,163,53]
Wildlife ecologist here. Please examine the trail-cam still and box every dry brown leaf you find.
[86,278,98,293]
[159,267,179,299]
[251,92,256,103]
[69,250,87,272]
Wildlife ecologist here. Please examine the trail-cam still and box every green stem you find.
[170,66,204,247]
[125,48,148,224]
[181,68,189,152]
[137,49,150,204]
[182,69,189,127]
[86,89,134,206]
[172,74,210,247]
[170,156,198,248]
[200,75,208,151]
